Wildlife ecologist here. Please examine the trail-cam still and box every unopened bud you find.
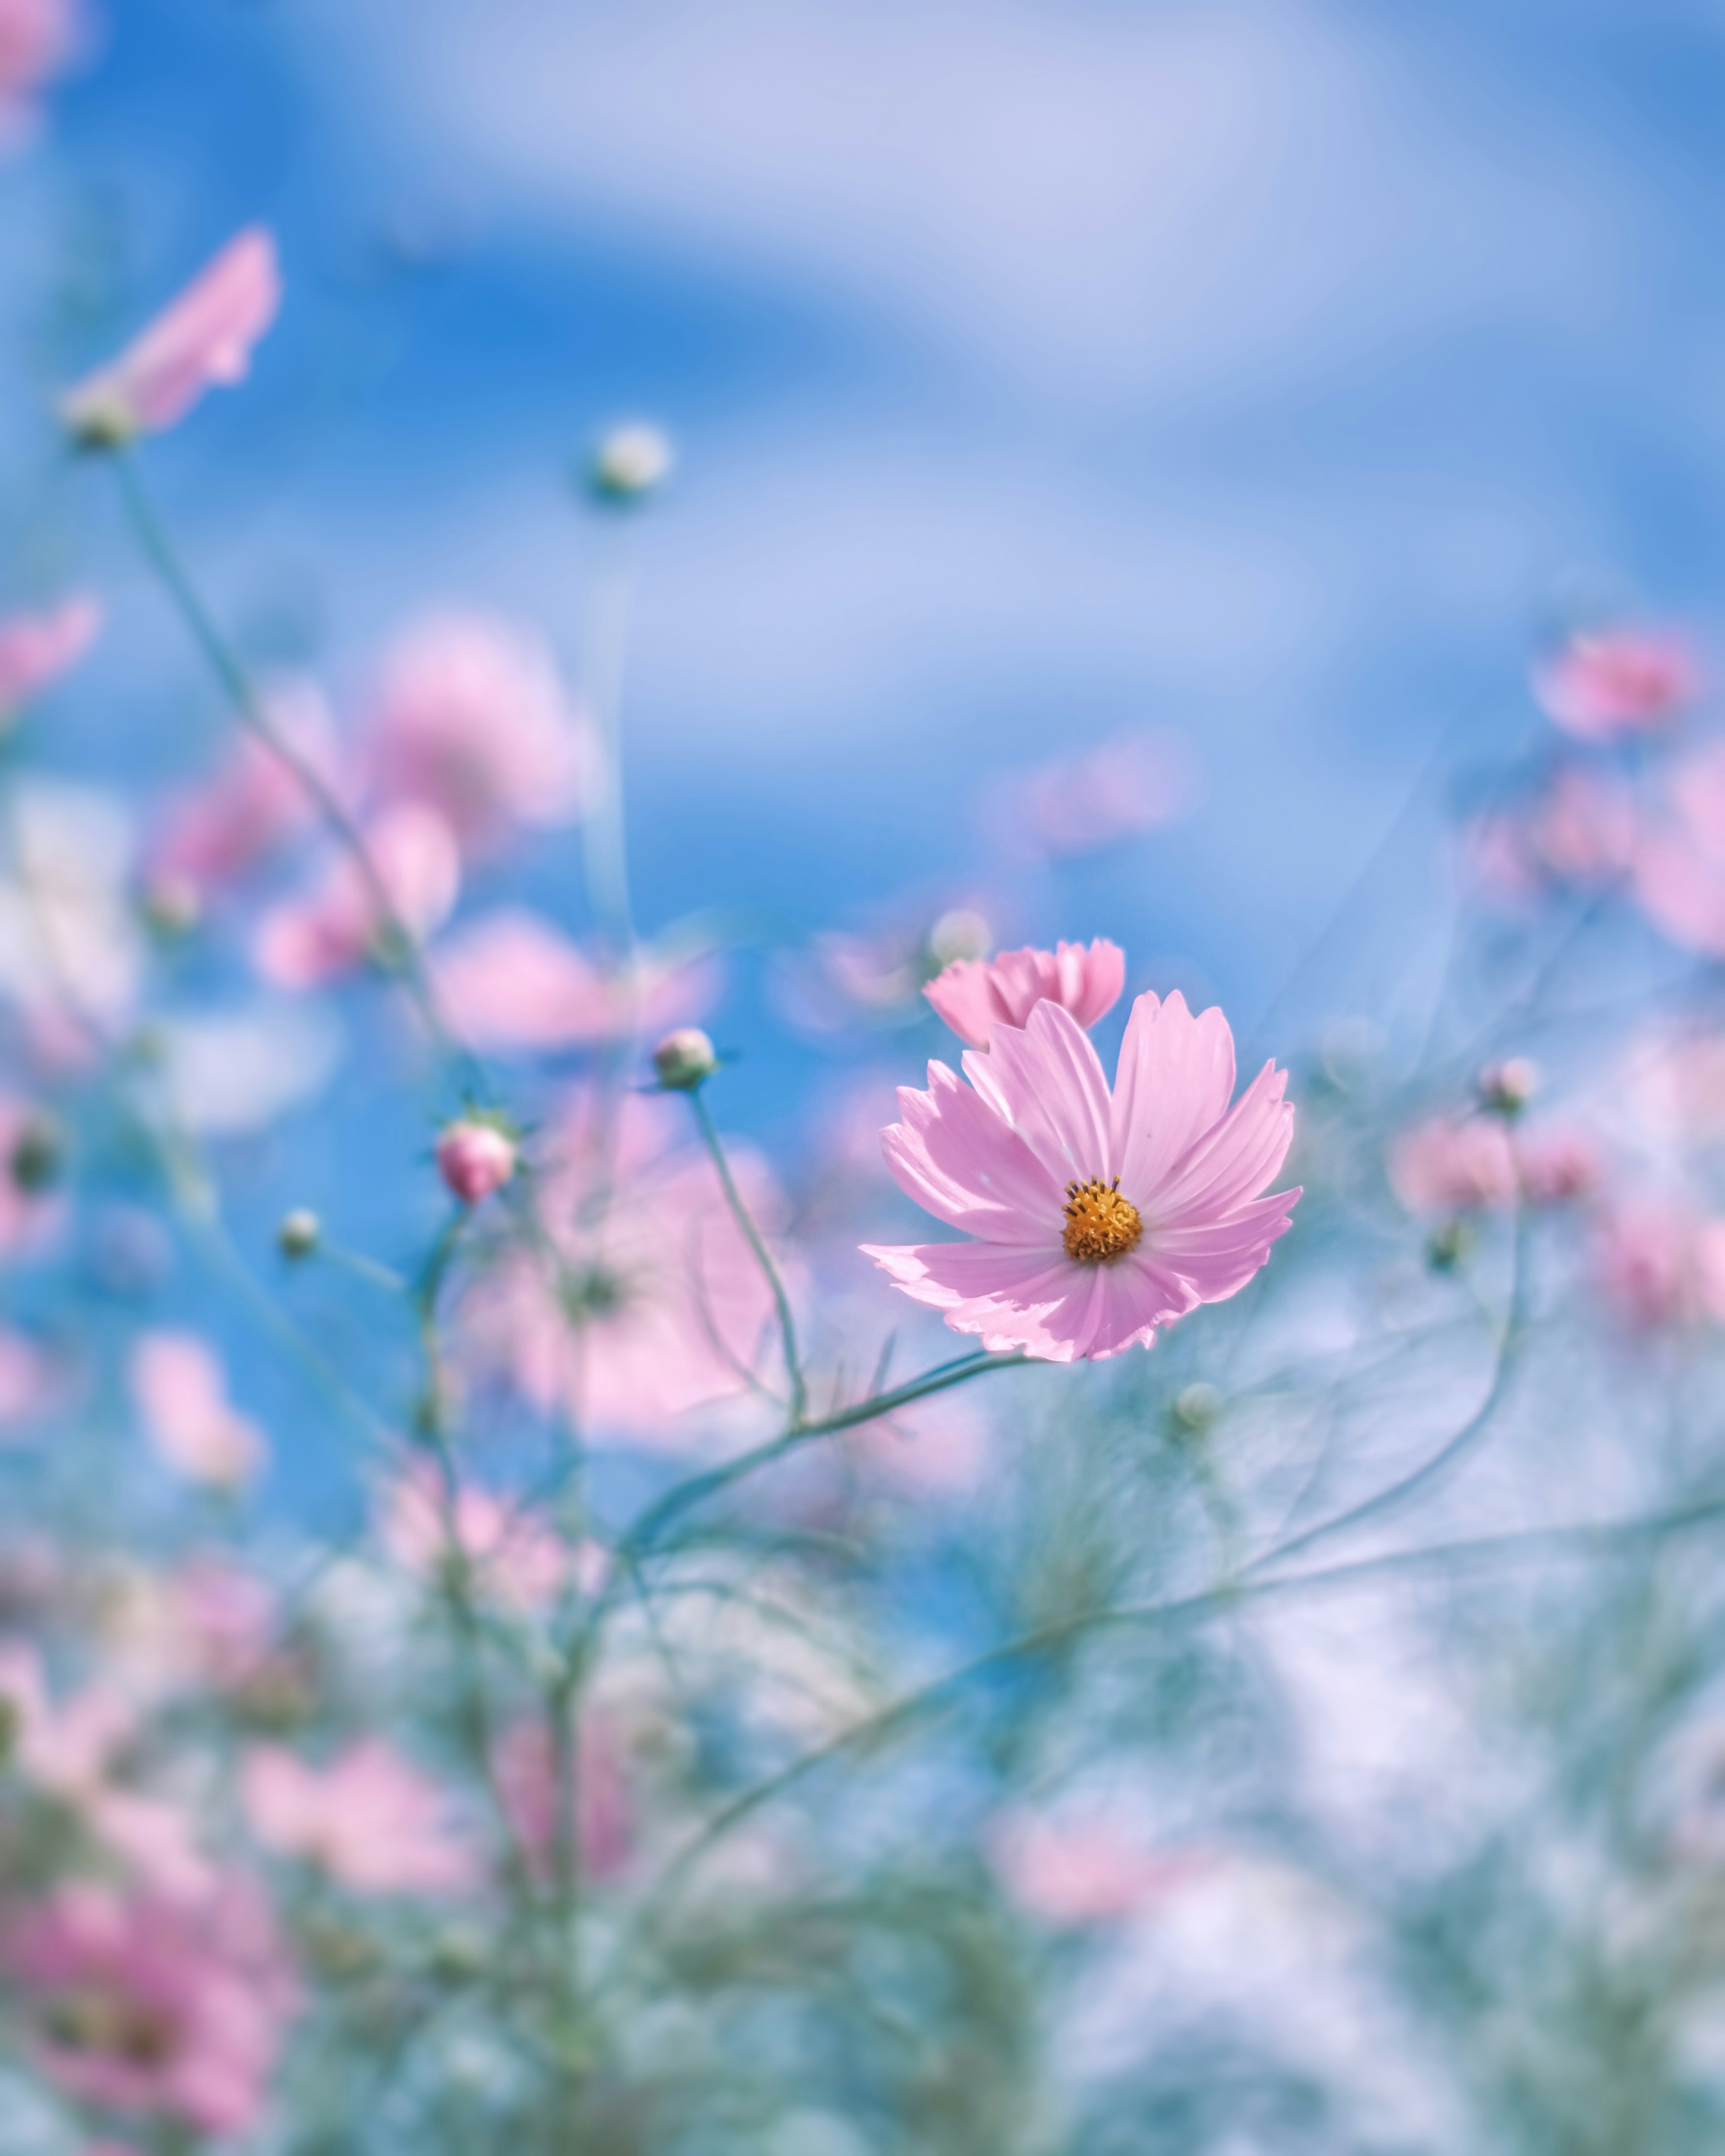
[278,1209,321,1261]
[436,1119,518,1206]
[142,873,201,941]
[1426,1219,1474,1272]
[588,423,673,505]
[1477,1056,1539,1116]
[926,908,991,970]
[1170,1382,1223,1435]
[10,1113,62,1195]
[652,1027,718,1091]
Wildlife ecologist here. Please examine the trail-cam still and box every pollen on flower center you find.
[1062,1176,1143,1264]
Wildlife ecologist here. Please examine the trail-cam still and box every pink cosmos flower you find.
[1594,1202,1725,1330]
[1535,627,1699,742]
[436,1118,518,1204]
[1464,768,1637,905]
[129,1331,268,1489]
[432,906,721,1052]
[493,1714,632,1884]
[253,800,460,990]
[145,679,343,900]
[454,1087,792,1438]
[1632,740,1725,957]
[985,729,1198,862]
[0,596,99,722]
[360,611,591,853]
[1389,1116,1519,1214]
[0,0,79,148]
[924,938,1126,1051]
[862,993,1298,1361]
[60,228,282,446]
[4,1878,295,2134]
[986,1806,1201,1926]
[379,1462,570,1611]
[1514,1127,1600,1206]
[242,1740,478,1896]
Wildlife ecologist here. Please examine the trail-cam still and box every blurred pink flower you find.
[1535,627,1699,742]
[455,1087,792,1439]
[986,729,1198,861]
[1633,741,1725,957]
[0,596,99,722]
[361,611,591,852]
[432,907,721,1051]
[1594,1201,1725,1330]
[4,1878,295,2134]
[1464,768,1636,905]
[0,0,78,146]
[60,228,282,445]
[380,1462,569,1611]
[0,1325,69,1430]
[436,1118,518,1205]
[146,680,343,900]
[1514,1126,1601,1206]
[862,992,1298,1361]
[242,1739,478,1897]
[924,937,1124,1050]
[986,1807,1201,1926]
[494,1714,632,1884]
[253,800,460,990]
[168,1553,282,1693]
[129,1332,268,1489]
[1389,1116,1518,1214]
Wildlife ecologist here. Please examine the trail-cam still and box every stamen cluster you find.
[1062,1176,1143,1264]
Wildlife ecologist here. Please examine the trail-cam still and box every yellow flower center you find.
[1061,1176,1143,1264]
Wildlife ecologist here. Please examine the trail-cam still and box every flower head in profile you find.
[862,992,1297,1361]
[60,227,282,447]
[1535,626,1699,742]
[924,938,1125,1050]
[0,596,99,725]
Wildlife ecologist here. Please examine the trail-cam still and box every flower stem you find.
[686,1086,808,1424]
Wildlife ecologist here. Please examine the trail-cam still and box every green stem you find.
[688,1085,807,1424]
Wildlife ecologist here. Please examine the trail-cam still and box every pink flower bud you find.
[435,1120,517,1206]
[652,1026,717,1090]
[1477,1056,1539,1115]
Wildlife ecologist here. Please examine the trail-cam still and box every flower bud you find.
[436,1119,518,1205]
[142,873,202,941]
[9,1113,62,1195]
[1170,1382,1223,1435]
[652,1027,718,1091]
[588,423,673,505]
[926,907,991,971]
[278,1209,321,1261]
[1426,1219,1474,1271]
[1477,1056,1539,1116]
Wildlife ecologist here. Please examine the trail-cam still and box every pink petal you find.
[880,1060,1066,1244]
[1143,1188,1301,1302]
[963,1000,1114,1183]
[1110,990,1237,1200]
[1149,1060,1293,1222]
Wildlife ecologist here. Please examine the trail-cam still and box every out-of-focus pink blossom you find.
[361,612,590,853]
[1632,741,1725,958]
[1389,1117,1519,1214]
[1594,1202,1725,1330]
[146,680,343,899]
[0,0,79,147]
[986,1806,1202,1925]
[455,1087,793,1440]
[432,907,721,1052]
[863,992,1298,1362]
[253,801,460,990]
[985,729,1198,862]
[1514,1127,1600,1206]
[436,1118,517,1205]
[0,1325,68,1430]
[0,596,99,721]
[4,1878,295,2134]
[924,937,1125,1050]
[168,1553,282,1693]
[60,228,282,446]
[242,1739,477,1897]
[1464,767,1637,905]
[494,1715,632,1884]
[1535,627,1700,742]
[129,1332,268,1489]
[379,1462,569,1611]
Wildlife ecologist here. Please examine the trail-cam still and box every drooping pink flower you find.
[862,993,1298,1361]
[379,1462,569,1611]
[493,1714,632,1884]
[60,228,282,446]
[129,1331,268,1489]
[0,0,79,147]
[242,1740,478,1897]
[1594,1201,1725,1331]
[0,596,99,722]
[985,729,1198,862]
[986,1806,1202,1926]
[454,1087,793,1437]
[4,1878,296,2134]
[145,679,343,900]
[1388,1116,1519,1215]
[431,906,721,1051]
[1535,627,1700,742]
[360,612,591,853]
[924,938,1125,1051]
[436,1118,518,1205]
[253,800,460,990]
